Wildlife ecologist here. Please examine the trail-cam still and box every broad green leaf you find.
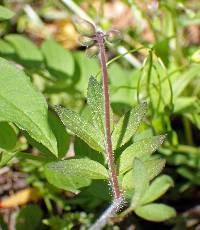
[16,205,43,230]
[0,58,58,156]
[141,175,174,205]
[122,157,165,190]
[5,34,43,67]
[112,102,147,150]
[135,203,176,222]
[0,122,17,150]
[0,6,14,20]
[48,158,109,180]
[119,135,166,175]
[54,106,103,152]
[42,39,74,80]
[45,164,91,193]
[131,158,149,209]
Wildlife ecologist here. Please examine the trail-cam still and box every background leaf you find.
[0,6,14,20]
[5,34,43,67]
[42,39,74,80]
[15,204,43,230]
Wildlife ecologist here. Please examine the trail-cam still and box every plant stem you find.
[96,32,122,200]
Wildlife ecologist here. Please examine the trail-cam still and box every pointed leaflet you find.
[112,102,147,150]
[54,106,103,152]
[141,175,174,205]
[119,135,166,175]
[131,158,149,209]
[135,203,176,222]
[122,157,166,190]
[0,58,58,156]
[48,158,109,180]
[87,76,113,138]
[87,76,104,136]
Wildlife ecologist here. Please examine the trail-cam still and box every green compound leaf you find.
[0,57,58,156]
[42,39,74,80]
[112,102,147,150]
[119,135,166,175]
[0,6,14,21]
[5,34,43,67]
[45,164,91,193]
[141,175,174,205]
[48,158,109,180]
[135,203,176,222]
[54,105,104,152]
[131,158,149,209]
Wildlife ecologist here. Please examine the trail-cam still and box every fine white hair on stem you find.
[89,197,124,230]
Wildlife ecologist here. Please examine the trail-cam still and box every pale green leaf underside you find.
[112,102,147,150]
[0,6,14,20]
[48,158,109,180]
[135,203,176,222]
[0,57,58,156]
[131,158,149,209]
[141,175,174,205]
[54,105,104,152]
[119,135,166,175]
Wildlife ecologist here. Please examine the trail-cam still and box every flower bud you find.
[106,29,122,44]
[78,35,95,47]
[73,18,96,37]
[85,45,99,58]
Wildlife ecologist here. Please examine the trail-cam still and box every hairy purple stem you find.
[96,31,122,200]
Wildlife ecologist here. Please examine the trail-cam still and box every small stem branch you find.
[96,32,122,200]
